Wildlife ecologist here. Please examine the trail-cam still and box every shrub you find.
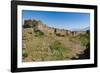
[78,34,89,46]
[56,33,64,37]
[23,24,32,28]
[50,40,70,51]
[34,30,44,37]
[22,50,28,59]
[49,41,68,60]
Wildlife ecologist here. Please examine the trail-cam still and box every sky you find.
[22,10,90,31]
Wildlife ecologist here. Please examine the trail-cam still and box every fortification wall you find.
[24,20,33,27]
[23,20,83,36]
[55,29,67,36]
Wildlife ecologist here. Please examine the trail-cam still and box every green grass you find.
[69,33,89,46]
[78,34,89,46]
[49,40,70,60]
[22,28,89,61]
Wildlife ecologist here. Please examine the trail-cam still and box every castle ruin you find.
[23,19,85,36]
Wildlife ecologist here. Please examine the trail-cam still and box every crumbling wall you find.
[23,19,83,36]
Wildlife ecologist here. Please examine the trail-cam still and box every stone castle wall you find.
[24,20,83,36]
[55,29,67,36]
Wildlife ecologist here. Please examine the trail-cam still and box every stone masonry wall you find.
[24,19,82,36]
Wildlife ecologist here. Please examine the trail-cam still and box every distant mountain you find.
[71,26,90,32]
[81,26,90,31]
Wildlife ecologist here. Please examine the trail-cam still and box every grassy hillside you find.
[22,28,90,62]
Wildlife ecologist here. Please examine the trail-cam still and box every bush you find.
[56,33,64,37]
[23,24,32,28]
[22,50,28,59]
[50,41,70,52]
[34,30,44,37]
[78,34,89,46]
[49,41,68,60]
